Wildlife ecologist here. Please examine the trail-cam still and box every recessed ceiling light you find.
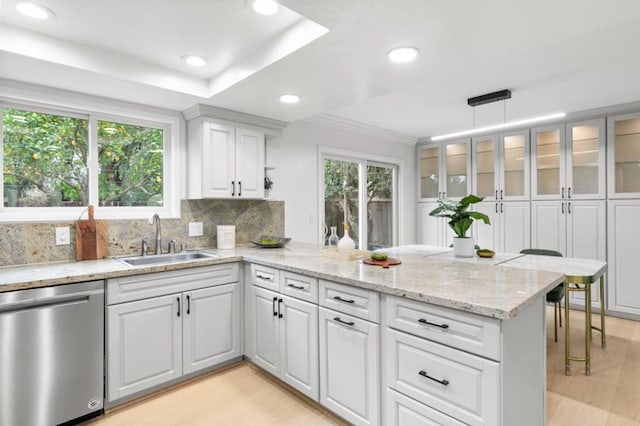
[253,0,279,15]
[387,46,419,64]
[279,94,300,104]
[181,55,207,67]
[16,2,55,20]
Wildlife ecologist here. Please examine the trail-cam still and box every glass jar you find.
[328,226,339,248]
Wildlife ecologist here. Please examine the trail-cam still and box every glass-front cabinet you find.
[608,113,640,198]
[472,130,529,201]
[532,120,605,200]
[418,139,471,200]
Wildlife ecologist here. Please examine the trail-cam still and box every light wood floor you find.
[88,306,640,425]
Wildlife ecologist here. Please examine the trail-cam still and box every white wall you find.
[266,120,417,245]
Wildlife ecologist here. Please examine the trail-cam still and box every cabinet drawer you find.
[386,388,465,426]
[107,263,239,305]
[386,328,499,426]
[319,280,379,322]
[280,271,318,304]
[250,264,280,291]
[386,295,500,360]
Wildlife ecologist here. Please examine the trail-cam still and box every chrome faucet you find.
[150,213,162,255]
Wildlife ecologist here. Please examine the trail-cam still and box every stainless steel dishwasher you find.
[0,280,104,426]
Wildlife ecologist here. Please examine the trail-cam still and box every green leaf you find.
[468,211,491,225]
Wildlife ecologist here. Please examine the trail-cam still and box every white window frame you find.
[318,146,400,249]
[0,91,181,222]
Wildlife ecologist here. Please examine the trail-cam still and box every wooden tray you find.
[76,205,108,261]
[362,257,401,268]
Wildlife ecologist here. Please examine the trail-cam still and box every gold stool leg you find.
[564,283,571,375]
[600,275,606,349]
[585,284,592,376]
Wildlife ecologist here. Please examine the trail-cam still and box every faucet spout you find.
[151,213,162,255]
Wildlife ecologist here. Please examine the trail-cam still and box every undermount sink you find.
[116,251,219,266]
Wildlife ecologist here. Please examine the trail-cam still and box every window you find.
[322,152,398,250]
[1,102,178,221]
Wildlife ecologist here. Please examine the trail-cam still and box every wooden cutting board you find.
[76,205,108,260]
[362,257,401,268]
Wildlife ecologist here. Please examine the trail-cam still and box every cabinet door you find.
[107,294,182,402]
[235,128,265,199]
[472,135,499,201]
[419,144,441,200]
[531,201,566,255]
[418,202,444,247]
[566,119,605,199]
[607,113,640,198]
[499,201,531,253]
[442,139,471,199]
[251,285,280,376]
[319,307,379,426]
[500,130,530,201]
[202,122,236,198]
[472,201,499,251]
[608,200,640,315]
[183,283,241,375]
[566,201,606,307]
[279,295,319,401]
[531,125,565,200]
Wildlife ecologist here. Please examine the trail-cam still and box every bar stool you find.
[520,249,564,342]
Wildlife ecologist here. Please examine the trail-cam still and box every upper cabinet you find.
[472,130,530,201]
[608,113,640,198]
[187,119,265,199]
[531,119,605,200]
[418,139,471,200]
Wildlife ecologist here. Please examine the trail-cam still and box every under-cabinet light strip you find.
[431,112,566,141]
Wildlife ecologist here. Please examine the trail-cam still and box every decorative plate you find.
[250,235,291,248]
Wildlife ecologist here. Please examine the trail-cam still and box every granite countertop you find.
[0,243,565,320]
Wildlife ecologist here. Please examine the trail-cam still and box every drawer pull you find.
[333,317,355,326]
[333,295,355,304]
[287,283,305,290]
[256,273,274,281]
[418,370,450,386]
[418,318,449,329]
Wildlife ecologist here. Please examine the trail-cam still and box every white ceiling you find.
[1,0,640,140]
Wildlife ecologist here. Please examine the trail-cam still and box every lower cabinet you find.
[251,285,319,400]
[608,199,640,316]
[386,388,465,426]
[107,265,241,403]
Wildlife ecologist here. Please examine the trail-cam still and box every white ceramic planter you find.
[453,237,475,257]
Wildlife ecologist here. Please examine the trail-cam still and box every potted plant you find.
[428,194,491,257]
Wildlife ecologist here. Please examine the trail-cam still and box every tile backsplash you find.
[0,199,284,267]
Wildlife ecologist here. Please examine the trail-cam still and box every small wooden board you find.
[76,205,108,261]
[362,257,401,268]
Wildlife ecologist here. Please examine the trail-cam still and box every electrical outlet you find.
[55,226,70,245]
[188,222,203,237]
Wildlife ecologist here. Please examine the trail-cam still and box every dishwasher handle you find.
[0,293,94,314]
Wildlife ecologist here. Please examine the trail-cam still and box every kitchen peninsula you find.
[0,243,565,425]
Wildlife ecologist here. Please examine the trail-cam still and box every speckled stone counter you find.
[0,243,566,320]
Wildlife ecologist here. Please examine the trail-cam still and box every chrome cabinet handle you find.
[278,298,283,318]
[418,370,449,386]
[418,318,449,329]
[287,283,305,290]
[256,273,273,281]
[272,296,278,316]
[333,295,355,304]
[334,317,355,326]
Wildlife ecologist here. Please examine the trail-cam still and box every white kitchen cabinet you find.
[418,139,471,201]
[473,201,530,253]
[608,200,640,316]
[418,202,454,248]
[107,294,182,401]
[183,283,241,374]
[319,306,379,426]
[607,113,640,198]
[472,130,530,201]
[251,285,319,400]
[107,265,241,403]
[187,119,265,199]
[531,200,606,307]
[532,120,605,201]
